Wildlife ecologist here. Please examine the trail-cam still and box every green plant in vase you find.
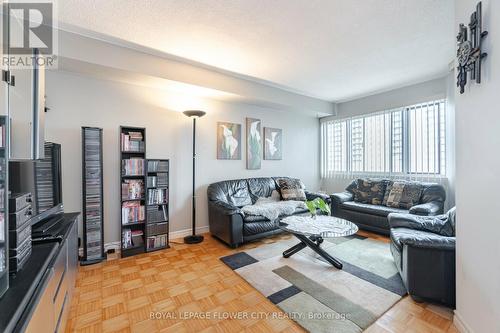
[305,198,331,219]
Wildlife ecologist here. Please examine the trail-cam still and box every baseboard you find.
[454,311,473,333]
[169,226,210,240]
[79,226,210,255]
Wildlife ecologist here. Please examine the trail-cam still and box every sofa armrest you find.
[330,191,354,213]
[209,200,242,216]
[331,191,353,204]
[305,190,331,204]
[401,233,455,251]
[388,213,454,237]
[410,201,443,216]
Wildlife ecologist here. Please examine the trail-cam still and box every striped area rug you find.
[220,234,406,333]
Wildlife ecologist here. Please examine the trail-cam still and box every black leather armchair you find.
[208,177,329,248]
[388,207,456,307]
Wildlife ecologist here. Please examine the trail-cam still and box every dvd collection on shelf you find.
[121,179,144,200]
[82,127,105,263]
[0,124,5,148]
[147,188,168,205]
[146,159,169,252]
[121,201,145,224]
[35,145,56,212]
[122,158,144,176]
[147,234,167,249]
[147,205,167,223]
[120,128,170,256]
[147,160,168,172]
[121,131,144,152]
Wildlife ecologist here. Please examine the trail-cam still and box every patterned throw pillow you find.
[277,178,306,201]
[385,181,406,208]
[385,181,423,209]
[352,179,387,205]
[399,183,423,209]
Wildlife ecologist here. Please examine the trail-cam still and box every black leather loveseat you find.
[331,179,446,235]
[207,177,329,248]
[388,208,456,307]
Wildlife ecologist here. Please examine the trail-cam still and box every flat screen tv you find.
[9,142,63,226]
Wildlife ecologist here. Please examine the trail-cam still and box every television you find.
[9,142,63,226]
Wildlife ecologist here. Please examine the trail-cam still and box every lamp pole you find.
[183,110,206,244]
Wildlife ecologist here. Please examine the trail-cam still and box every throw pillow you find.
[398,183,423,209]
[382,180,394,206]
[277,178,306,201]
[385,181,406,208]
[352,179,387,205]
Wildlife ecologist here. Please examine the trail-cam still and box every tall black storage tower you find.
[0,116,8,297]
[81,127,105,264]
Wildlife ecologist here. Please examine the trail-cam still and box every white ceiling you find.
[56,0,455,102]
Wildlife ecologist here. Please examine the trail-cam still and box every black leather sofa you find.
[207,177,330,248]
[331,179,446,235]
[388,208,456,307]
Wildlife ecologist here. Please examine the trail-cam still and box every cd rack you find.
[81,127,106,264]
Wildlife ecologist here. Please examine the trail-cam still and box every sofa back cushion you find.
[247,177,278,202]
[207,179,252,207]
[276,177,306,201]
[352,179,387,205]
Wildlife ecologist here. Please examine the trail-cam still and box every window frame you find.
[321,100,446,178]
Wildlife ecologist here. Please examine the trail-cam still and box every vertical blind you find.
[321,100,447,182]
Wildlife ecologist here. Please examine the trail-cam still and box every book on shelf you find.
[122,158,144,176]
[121,132,144,152]
[147,188,168,205]
[121,179,144,200]
[122,228,132,248]
[0,125,5,148]
[147,173,168,187]
[147,234,167,249]
[121,201,145,224]
[147,205,168,223]
[147,160,168,173]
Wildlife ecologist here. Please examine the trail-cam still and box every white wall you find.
[454,1,500,332]
[44,71,320,245]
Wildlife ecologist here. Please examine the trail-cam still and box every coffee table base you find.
[283,233,343,269]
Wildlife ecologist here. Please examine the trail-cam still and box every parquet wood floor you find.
[65,231,458,333]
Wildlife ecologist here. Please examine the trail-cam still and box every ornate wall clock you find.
[456,1,488,94]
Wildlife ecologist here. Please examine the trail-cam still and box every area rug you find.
[220,234,406,333]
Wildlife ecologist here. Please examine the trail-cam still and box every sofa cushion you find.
[352,178,387,205]
[243,207,309,223]
[243,220,279,236]
[341,201,408,217]
[276,178,306,201]
[247,177,278,203]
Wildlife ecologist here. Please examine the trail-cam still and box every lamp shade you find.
[183,110,206,118]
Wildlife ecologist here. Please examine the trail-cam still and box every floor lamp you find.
[183,110,206,244]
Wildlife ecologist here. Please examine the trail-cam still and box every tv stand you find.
[0,212,79,333]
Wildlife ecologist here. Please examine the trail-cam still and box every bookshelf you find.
[81,127,105,264]
[120,126,147,258]
[146,159,169,252]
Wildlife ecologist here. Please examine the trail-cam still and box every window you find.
[321,100,446,178]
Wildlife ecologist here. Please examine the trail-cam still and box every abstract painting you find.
[264,127,282,160]
[246,118,262,169]
[217,122,241,160]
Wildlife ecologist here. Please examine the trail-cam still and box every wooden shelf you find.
[122,220,146,227]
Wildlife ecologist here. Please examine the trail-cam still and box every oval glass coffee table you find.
[279,215,358,269]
